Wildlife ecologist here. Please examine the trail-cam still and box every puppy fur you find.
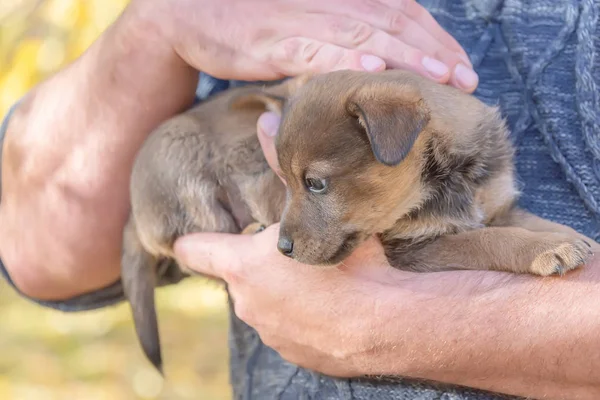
[122,69,594,373]
[267,70,592,274]
[121,81,293,373]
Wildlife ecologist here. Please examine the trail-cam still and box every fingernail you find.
[360,54,385,72]
[421,56,449,79]
[455,63,479,90]
[258,112,281,137]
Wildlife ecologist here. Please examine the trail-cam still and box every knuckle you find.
[344,21,375,47]
[270,38,323,68]
[299,41,324,66]
[386,12,408,34]
[267,38,302,64]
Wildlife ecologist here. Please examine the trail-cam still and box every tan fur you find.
[268,70,593,274]
[122,69,595,373]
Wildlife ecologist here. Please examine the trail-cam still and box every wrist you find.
[80,3,199,118]
[354,283,425,377]
[361,261,600,398]
[361,273,500,378]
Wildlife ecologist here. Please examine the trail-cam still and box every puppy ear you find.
[228,90,286,115]
[228,74,314,116]
[347,86,430,166]
[285,73,313,93]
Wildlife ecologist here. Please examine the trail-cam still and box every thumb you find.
[257,111,286,184]
[173,232,252,278]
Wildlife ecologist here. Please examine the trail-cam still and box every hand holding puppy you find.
[174,222,600,399]
[175,224,398,377]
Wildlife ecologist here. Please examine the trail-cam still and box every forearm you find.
[374,250,600,399]
[0,5,198,300]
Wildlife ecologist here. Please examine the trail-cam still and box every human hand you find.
[174,223,409,377]
[133,0,478,92]
[175,220,600,399]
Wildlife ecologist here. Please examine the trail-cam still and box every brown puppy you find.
[262,70,593,275]
[122,69,594,374]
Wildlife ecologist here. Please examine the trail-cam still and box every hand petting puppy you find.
[145,0,479,91]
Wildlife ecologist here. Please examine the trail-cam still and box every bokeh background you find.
[0,1,232,399]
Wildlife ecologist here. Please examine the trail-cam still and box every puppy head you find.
[274,70,431,265]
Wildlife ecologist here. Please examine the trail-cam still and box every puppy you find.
[264,70,594,274]
[122,69,594,373]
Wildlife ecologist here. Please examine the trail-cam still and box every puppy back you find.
[380,70,517,241]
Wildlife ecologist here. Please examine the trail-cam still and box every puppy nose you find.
[277,236,294,257]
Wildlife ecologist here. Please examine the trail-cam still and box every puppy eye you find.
[305,177,328,194]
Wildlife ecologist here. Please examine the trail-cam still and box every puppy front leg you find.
[385,227,593,276]
[241,222,266,235]
[491,207,596,244]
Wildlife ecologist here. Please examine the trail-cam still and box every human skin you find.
[0,0,476,300]
[174,120,600,398]
[176,226,600,400]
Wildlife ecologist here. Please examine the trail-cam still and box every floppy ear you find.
[347,86,430,166]
[228,90,286,115]
[228,74,314,116]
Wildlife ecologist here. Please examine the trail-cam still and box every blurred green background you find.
[0,1,231,399]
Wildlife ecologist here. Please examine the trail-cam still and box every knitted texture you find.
[199,0,600,399]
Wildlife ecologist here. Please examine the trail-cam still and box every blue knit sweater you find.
[1,0,598,399]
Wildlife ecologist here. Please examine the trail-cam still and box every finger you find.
[374,13,472,72]
[173,232,251,278]
[449,63,479,93]
[270,35,449,84]
[343,30,452,82]
[265,36,387,75]
[376,15,478,91]
[382,0,470,61]
[314,7,469,68]
[290,2,477,91]
[273,15,450,82]
[313,0,471,64]
[256,112,284,177]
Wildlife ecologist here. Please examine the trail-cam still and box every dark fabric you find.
[0,0,598,398]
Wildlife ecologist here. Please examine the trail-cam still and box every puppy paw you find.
[241,222,266,235]
[529,237,593,276]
